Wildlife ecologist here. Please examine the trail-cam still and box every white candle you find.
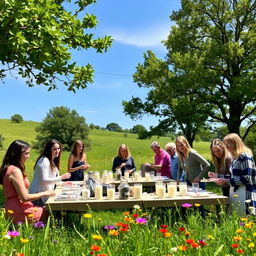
[134,172,140,181]
[134,184,142,199]
[157,186,165,199]
[95,184,103,200]
[107,188,115,200]
[81,189,90,200]
[145,172,151,181]
[179,184,187,196]
[167,185,177,198]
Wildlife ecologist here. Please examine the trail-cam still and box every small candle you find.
[167,184,177,198]
[134,184,142,199]
[179,183,187,196]
[134,172,141,181]
[81,189,90,200]
[145,172,151,181]
[107,185,115,200]
[157,186,165,199]
[95,184,103,200]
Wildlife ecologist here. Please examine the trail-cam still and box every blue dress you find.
[69,160,85,181]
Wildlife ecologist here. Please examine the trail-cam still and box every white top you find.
[29,157,61,203]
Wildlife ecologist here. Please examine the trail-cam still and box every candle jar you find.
[95,183,103,200]
[167,182,177,198]
[155,181,165,199]
[107,184,115,200]
[81,185,90,200]
[124,170,130,181]
[115,168,122,181]
[179,182,187,196]
[118,180,130,200]
[134,184,142,199]
[134,171,141,182]
[145,172,151,181]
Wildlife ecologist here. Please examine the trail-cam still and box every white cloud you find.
[106,24,171,48]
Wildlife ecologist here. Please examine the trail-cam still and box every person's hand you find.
[61,172,71,180]
[120,163,126,168]
[45,190,55,197]
[192,176,201,183]
[215,178,228,185]
[208,172,218,178]
[145,163,151,167]
[81,164,90,170]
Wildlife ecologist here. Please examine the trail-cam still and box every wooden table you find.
[45,187,228,212]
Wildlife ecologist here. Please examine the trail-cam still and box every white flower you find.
[133,204,140,209]
[170,247,178,252]
[245,199,251,203]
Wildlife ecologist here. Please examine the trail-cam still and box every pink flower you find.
[135,218,147,225]
[182,203,192,208]
[7,231,20,237]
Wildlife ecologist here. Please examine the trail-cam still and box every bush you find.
[11,114,23,123]
[34,106,90,150]
[0,134,5,150]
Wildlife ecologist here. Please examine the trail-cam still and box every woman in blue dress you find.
[67,140,90,181]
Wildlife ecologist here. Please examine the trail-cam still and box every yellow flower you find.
[240,217,248,222]
[27,213,34,218]
[233,194,239,198]
[248,242,254,248]
[124,217,132,222]
[83,213,92,219]
[194,203,200,207]
[236,229,243,234]
[20,238,29,243]
[245,222,253,229]
[7,210,14,214]
[253,232,256,237]
[123,211,130,216]
[92,234,102,240]
[164,232,172,238]
[233,236,242,241]
[185,231,190,236]
[207,235,214,240]
[109,230,119,236]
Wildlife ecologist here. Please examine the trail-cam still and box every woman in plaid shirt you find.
[214,133,256,216]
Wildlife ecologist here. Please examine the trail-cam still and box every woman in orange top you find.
[0,140,55,223]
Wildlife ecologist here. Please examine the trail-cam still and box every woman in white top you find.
[30,139,71,206]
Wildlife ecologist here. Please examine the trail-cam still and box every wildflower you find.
[248,242,254,248]
[7,209,14,214]
[194,203,200,207]
[98,254,108,256]
[182,203,192,208]
[233,194,239,198]
[27,213,34,218]
[170,247,178,252]
[233,236,242,241]
[186,239,195,244]
[178,227,186,232]
[159,229,168,233]
[116,222,129,231]
[207,235,214,240]
[20,238,29,243]
[135,218,147,225]
[240,222,245,226]
[163,232,172,238]
[109,230,119,236]
[15,253,24,256]
[231,244,239,248]
[237,249,245,254]
[240,217,247,222]
[83,213,92,219]
[7,231,20,238]
[4,234,10,239]
[104,225,115,230]
[90,245,101,251]
[236,229,243,234]
[133,204,140,209]
[245,222,253,229]
[191,243,199,248]
[124,217,132,222]
[92,234,102,240]
[253,232,256,237]
[198,240,208,246]
[17,221,23,225]
[185,231,190,236]
[161,225,168,228]
[123,211,130,216]
[178,245,188,251]
[29,236,34,240]
[132,213,139,218]
[245,199,251,203]
[34,221,45,229]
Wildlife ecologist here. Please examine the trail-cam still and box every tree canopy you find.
[123,0,256,143]
[105,122,122,132]
[11,114,23,123]
[34,106,90,150]
[0,0,112,91]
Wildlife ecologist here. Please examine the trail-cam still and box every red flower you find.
[178,227,186,232]
[159,229,168,233]
[98,254,108,256]
[237,249,245,254]
[186,239,195,244]
[160,224,168,228]
[231,244,239,248]
[90,245,101,251]
[191,243,199,248]
[198,240,208,246]
[132,213,139,218]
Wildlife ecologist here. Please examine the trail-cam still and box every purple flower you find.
[17,221,23,225]
[29,236,34,240]
[7,231,20,237]
[240,222,245,226]
[34,221,45,229]
[136,218,147,225]
[182,203,192,208]
[104,225,116,230]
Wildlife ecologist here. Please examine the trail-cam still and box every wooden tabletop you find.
[45,187,228,212]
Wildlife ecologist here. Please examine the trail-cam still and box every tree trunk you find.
[227,103,242,136]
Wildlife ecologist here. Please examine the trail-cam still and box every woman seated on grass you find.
[66,140,90,181]
[208,138,232,197]
[212,133,256,216]
[29,139,70,206]
[0,140,55,223]
[112,144,136,176]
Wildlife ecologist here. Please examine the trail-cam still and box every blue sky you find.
[0,0,181,129]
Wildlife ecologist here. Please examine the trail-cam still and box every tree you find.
[105,123,122,132]
[34,106,90,150]
[0,0,112,91]
[130,124,147,134]
[11,114,23,123]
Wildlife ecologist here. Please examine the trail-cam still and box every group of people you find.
[0,132,255,224]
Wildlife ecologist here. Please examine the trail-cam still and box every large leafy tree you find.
[0,0,112,91]
[34,106,90,150]
[124,0,256,142]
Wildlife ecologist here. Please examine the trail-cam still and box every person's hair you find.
[117,144,130,159]
[34,139,62,170]
[151,141,160,149]
[210,139,229,172]
[0,140,30,184]
[71,140,85,158]
[223,133,252,158]
[165,142,176,150]
[175,136,193,159]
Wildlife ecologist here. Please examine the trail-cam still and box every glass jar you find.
[115,168,122,181]
[118,180,130,200]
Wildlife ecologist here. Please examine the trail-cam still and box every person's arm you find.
[192,152,210,180]
[83,153,90,170]
[112,157,119,172]
[129,157,136,174]
[177,159,183,181]
[9,168,55,202]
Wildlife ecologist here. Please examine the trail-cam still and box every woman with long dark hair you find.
[29,139,70,206]
[67,140,90,181]
[0,140,55,223]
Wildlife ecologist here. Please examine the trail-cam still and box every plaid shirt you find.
[230,153,256,215]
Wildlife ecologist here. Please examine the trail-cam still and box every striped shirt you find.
[230,153,256,215]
